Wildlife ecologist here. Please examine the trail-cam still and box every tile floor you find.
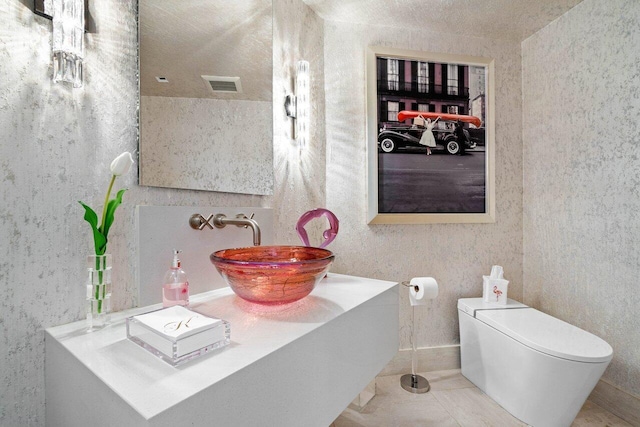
[332,370,632,427]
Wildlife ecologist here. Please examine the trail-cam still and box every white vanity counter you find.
[45,274,398,427]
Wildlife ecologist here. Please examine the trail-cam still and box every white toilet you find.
[458,298,613,427]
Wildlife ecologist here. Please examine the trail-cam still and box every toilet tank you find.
[458,298,612,427]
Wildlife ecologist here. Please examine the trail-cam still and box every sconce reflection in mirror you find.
[285,60,310,151]
[34,0,85,88]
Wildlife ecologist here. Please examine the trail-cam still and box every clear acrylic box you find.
[126,306,230,366]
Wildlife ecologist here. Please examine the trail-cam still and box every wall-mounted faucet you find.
[189,213,261,246]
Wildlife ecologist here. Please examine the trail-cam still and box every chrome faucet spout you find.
[213,214,261,246]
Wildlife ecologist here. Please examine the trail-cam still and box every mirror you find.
[138,1,274,195]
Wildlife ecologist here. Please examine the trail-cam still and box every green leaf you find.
[101,188,127,242]
[79,201,107,255]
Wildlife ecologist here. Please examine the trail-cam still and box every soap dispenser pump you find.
[162,250,189,307]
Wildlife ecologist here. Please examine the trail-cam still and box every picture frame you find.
[366,46,495,224]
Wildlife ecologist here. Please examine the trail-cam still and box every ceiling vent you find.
[201,75,243,93]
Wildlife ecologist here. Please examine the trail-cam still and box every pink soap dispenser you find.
[162,250,189,307]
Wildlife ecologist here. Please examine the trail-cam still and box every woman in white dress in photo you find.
[419,116,440,155]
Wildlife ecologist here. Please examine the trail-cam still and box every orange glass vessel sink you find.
[210,246,335,305]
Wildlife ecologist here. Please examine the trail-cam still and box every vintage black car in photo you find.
[378,122,478,154]
[377,111,482,155]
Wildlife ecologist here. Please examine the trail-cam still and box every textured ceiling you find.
[139,0,272,100]
[302,0,584,42]
[140,0,583,100]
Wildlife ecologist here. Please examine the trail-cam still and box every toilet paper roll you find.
[409,277,438,306]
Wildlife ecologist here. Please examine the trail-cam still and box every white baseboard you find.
[347,345,460,411]
[378,345,461,377]
[589,378,640,426]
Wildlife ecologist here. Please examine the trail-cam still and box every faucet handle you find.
[189,213,214,230]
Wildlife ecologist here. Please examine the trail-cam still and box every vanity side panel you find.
[45,332,149,427]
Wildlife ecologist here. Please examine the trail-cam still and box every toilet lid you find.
[476,308,613,363]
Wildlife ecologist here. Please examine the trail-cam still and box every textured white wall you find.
[140,96,273,195]
[522,0,640,397]
[0,0,324,425]
[323,22,523,350]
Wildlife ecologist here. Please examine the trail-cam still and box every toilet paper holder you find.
[401,281,419,292]
[399,278,438,394]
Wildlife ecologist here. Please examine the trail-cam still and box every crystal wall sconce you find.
[34,0,85,88]
[284,60,310,150]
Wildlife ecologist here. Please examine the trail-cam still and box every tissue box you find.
[483,276,509,305]
[126,306,230,366]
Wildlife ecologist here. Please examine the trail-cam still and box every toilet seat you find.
[476,308,613,363]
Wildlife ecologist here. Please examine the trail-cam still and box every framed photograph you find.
[366,46,495,224]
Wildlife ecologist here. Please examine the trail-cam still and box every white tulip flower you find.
[110,151,134,176]
[80,151,134,256]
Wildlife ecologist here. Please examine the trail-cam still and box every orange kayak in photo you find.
[397,110,482,128]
